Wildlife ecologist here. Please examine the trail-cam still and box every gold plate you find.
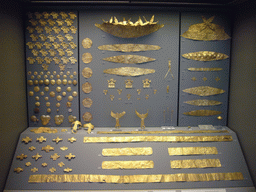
[168,147,218,156]
[183,110,222,116]
[182,51,229,61]
[103,67,155,77]
[82,53,92,64]
[171,159,221,168]
[188,67,223,71]
[102,147,153,156]
[184,99,222,106]
[82,38,92,49]
[82,82,92,93]
[82,67,93,78]
[82,98,93,108]
[98,44,161,52]
[103,55,155,64]
[83,112,93,122]
[102,160,154,169]
[183,86,225,96]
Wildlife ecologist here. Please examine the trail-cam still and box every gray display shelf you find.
[4,126,254,191]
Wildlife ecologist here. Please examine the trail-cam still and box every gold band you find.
[84,136,232,143]
[97,130,228,134]
[102,147,153,156]
[171,159,221,168]
[29,172,243,183]
[168,147,218,156]
[102,160,154,169]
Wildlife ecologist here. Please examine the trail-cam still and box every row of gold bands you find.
[29,172,243,183]
[102,147,153,156]
[84,135,232,143]
[102,160,154,169]
[97,130,229,134]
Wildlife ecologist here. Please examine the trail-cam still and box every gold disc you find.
[82,53,92,64]
[34,86,40,92]
[62,79,67,85]
[83,112,93,122]
[49,91,55,97]
[73,80,77,86]
[68,96,73,101]
[27,80,33,86]
[82,98,93,108]
[72,91,78,97]
[82,67,93,78]
[56,95,62,101]
[28,91,34,96]
[82,82,92,93]
[82,38,93,49]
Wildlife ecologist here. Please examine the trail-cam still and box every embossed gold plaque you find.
[184,99,222,106]
[82,82,92,93]
[183,86,225,96]
[168,147,218,156]
[102,160,154,169]
[102,147,153,156]
[183,110,222,116]
[171,159,221,168]
[82,67,93,78]
[82,38,92,49]
[103,55,155,64]
[82,98,93,108]
[98,44,161,52]
[182,51,229,61]
[82,53,92,64]
[103,67,155,76]
[83,112,93,122]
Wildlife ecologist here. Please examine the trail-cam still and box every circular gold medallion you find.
[34,86,40,92]
[44,86,49,92]
[28,91,34,96]
[82,82,92,93]
[67,87,72,92]
[56,86,61,92]
[49,91,55,97]
[62,79,67,85]
[40,92,44,96]
[56,79,62,85]
[82,67,93,78]
[35,102,40,107]
[82,38,92,49]
[66,102,72,107]
[44,79,50,85]
[50,79,55,85]
[83,112,93,122]
[27,80,33,86]
[56,103,61,107]
[82,53,92,64]
[73,80,77,86]
[35,96,39,101]
[39,80,44,85]
[72,91,78,97]
[45,97,49,101]
[62,92,67,96]
[68,80,72,85]
[82,98,93,108]
[46,102,50,107]
[56,95,62,101]
[47,108,51,113]
[68,96,73,101]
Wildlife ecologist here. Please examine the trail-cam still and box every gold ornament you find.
[82,82,92,93]
[184,99,222,106]
[83,123,94,134]
[82,53,93,64]
[97,130,228,134]
[168,147,218,156]
[32,153,42,161]
[42,163,48,167]
[40,115,51,125]
[181,16,230,41]
[217,116,223,120]
[137,89,141,95]
[183,110,222,116]
[71,120,82,133]
[55,115,64,125]
[60,146,68,151]
[52,137,63,144]
[127,94,131,100]
[30,127,58,134]
[68,115,77,123]
[98,44,161,52]
[49,167,56,173]
[102,160,154,169]
[125,79,133,88]
[82,38,93,49]
[16,154,27,160]
[107,78,116,88]
[117,89,122,95]
[164,59,174,79]
[182,51,229,61]
[188,67,223,71]
[37,136,47,143]
[103,90,108,95]
[68,137,77,143]
[82,98,93,108]
[29,146,36,151]
[65,153,75,160]
[83,112,93,122]
[171,159,221,169]
[41,145,54,153]
[103,55,155,64]
[103,67,155,76]
[102,147,153,156]
[95,15,164,38]
[183,86,225,96]
[82,67,93,78]
[111,111,126,129]
[26,162,32,166]
[135,110,149,129]
[50,153,60,161]
[110,95,114,101]
[58,162,65,167]
[64,168,72,173]
[142,79,151,88]
[14,167,23,173]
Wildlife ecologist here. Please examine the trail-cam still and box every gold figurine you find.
[111,111,126,129]
[135,110,148,130]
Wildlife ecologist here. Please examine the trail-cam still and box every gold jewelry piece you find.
[53,137,63,143]
[69,12,77,19]
[56,87,61,92]
[83,112,93,122]
[168,147,218,156]
[95,15,164,38]
[183,86,225,96]
[154,89,157,94]
[184,110,222,116]
[145,94,149,100]
[42,145,54,153]
[60,146,68,151]
[82,98,93,108]
[64,168,73,173]
[110,95,114,101]
[84,135,232,143]
[102,147,153,156]
[73,80,78,86]
[82,38,93,49]
[97,130,228,134]
[61,129,67,132]
[29,146,36,151]
[14,167,23,173]
[55,115,64,125]
[102,160,154,169]
[59,64,66,71]
[111,111,126,129]
[30,115,38,122]
[103,67,155,76]
[82,67,93,78]
[22,136,32,144]
[29,172,243,183]
[42,163,48,167]
[117,89,122,95]
[68,115,76,123]
[66,87,72,92]
[68,96,73,101]
[68,137,77,143]
[82,53,93,64]
[49,91,55,97]
[167,85,169,93]
[135,110,148,129]
[181,16,230,41]
[137,89,141,95]
[26,162,32,167]
[56,103,61,107]
[58,162,65,167]
[71,120,82,133]
[70,57,77,64]
[40,115,51,125]
[108,78,116,88]
[98,44,161,52]
[32,153,42,161]
[82,82,92,93]
[49,167,56,173]
[83,123,95,134]
[30,127,58,134]
[50,153,60,161]
[69,42,77,49]
[184,99,222,106]
[125,79,133,88]
[28,91,34,96]
[65,153,75,160]
[143,79,151,88]
[217,116,223,120]
[171,159,221,169]
[34,86,40,92]
[164,59,174,79]
[127,94,131,100]
[183,51,229,61]
[103,55,155,64]
[16,154,27,160]
[37,136,47,143]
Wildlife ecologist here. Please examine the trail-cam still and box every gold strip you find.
[103,67,155,77]
[184,99,222,106]
[102,147,153,156]
[97,130,228,134]
[28,172,243,183]
[102,160,154,169]
[103,55,155,64]
[183,110,222,116]
[98,44,161,52]
[188,67,223,71]
[84,135,232,143]
[182,51,229,61]
[168,147,218,156]
[183,86,225,96]
[171,159,221,169]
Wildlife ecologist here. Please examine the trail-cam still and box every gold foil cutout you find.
[14,167,23,173]
[83,123,94,134]
[183,51,229,61]
[58,162,65,167]
[64,168,72,173]
[42,163,47,167]
[60,146,68,151]
[82,98,93,108]
[135,110,148,129]
[82,82,92,93]
[42,145,54,153]
[117,89,122,95]
[82,38,92,49]
[98,44,161,52]
[50,153,60,161]
[52,137,63,144]
[183,110,222,116]
[54,115,64,125]
[171,159,221,169]
[111,111,126,129]
[16,154,27,160]
[137,89,141,95]
[184,99,222,106]
[127,94,131,100]
[167,85,169,93]
[103,55,155,64]
[71,120,82,134]
[68,137,77,143]
[102,147,153,156]
[65,153,75,160]
[83,112,93,122]
[22,136,32,144]
[82,67,93,78]
[188,67,223,71]
[32,153,42,161]
[37,136,46,143]
[95,15,164,38]
[102,160,154,169]
[82,53,93,64]
[28,172,244,183]
[168,147,218,156]
[84,135,232,143]
[49,167,56,173]
[181,16,231,41]
[183,86,225,96]
[31,167,38,173]
[125,79,133,88]
[143,79,151,88]
[97,130,228,134]
[108,78,116,88]
[30,127,58,133]
[104,67,155,77]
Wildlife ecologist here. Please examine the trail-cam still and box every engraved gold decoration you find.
[82,38,92,49]
[125,79,133,88]
[22,136,32,144]
[98,44,161,52]
[184,99,222,106]
[83,123,94,134]
[82,53,92,64]
[55,115,64,125]
[95,15,164,38]
[188,67,223,71]
[97,130,228,134]
[111,111,126,129]
[102,147,153,156]
[82,67,93,78]
[71,120,82,134]
[182,51,229,61]
[84,135,232,143]
[181,16,230,41]
[103,55,155,64]
[183,110,222,116]
[104,67,155,76]
[135,110,148,129]
[82,82,92,93]
[68,137,77,143]
[183,86,225,96]
[168,147,218,156]
[83,112,93,122]
[42,145,54,153]
[108,78,116,88]
[102,160,154,169]
[29,172,244,183]
[171,159,221,169]
[82,98,93,108]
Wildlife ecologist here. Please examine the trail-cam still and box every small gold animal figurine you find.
[111,111,126,129]
[83,123,94,134]
[71,120,82,133]
[135,110,148,129]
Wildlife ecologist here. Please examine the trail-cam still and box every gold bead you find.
[217,116,223,120]
[46,102,50,107]
[40,71,44,75]
[47,108,51,113]
[63,75,67,79]
[27,71,32,75]
[35,96,39,101]
[39,80,44,85]
[34,86,40,92]
[40,92,44,96]
[50,79,55,85]
[62,79,67,85]
[56,95,62,101]
[31,115,38,122]
[35,102,40,107]
[37,75,41,79]
[66,102,72,107]
[28,91,34,96]
[27,80,33,86]
[72,91,77,97]
[62,92,67,96]
[68,80,72,84]
[66,87,72,92]
[47,71,50,75]
[60,72,63,76]
[53,71,56,75]
[73,71,77,75]
[31,75,35,79]
[49,91,55,97]
[70,75,74,79]
[56,79,62,85]
[73,80,77,86]
[50,75,54,79]
[56,103,61,107]
[56,86,61,92]
[66,71,70,75]
[34,71,38,75]
[45,97,49,101]
[44,86,49,92]
[68,96,73,101]
[33,80,39,85]
[56,75,60,78]
[44,75,48,79]
[44,79,50,85]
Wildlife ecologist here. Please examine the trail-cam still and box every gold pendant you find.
[54,115,64,125]
[142,79,151,88]
[125,79,133,88]
[135,110,148,129]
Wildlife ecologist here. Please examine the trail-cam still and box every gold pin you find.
[32,153,42,161]
[125,79,133,88]
[108,78,116,88]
